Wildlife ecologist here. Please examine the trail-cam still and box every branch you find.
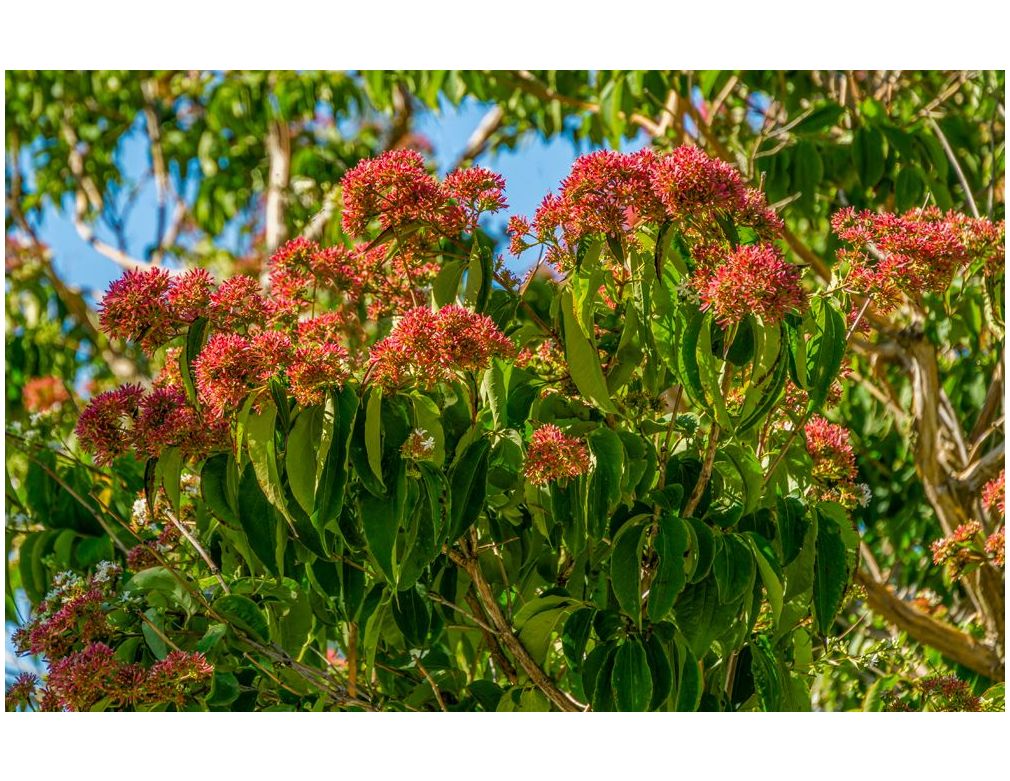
[449,545,583,711]
[855,567,1004,681]
[451,104,504,170]
[264,117,291,253]
[928,117,980,218]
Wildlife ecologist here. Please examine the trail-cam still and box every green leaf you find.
[245,401,293,527]
[286,406,323,515]
[237,462,281,576]
[713,534,756,606]
[610,516,649,625]
[562,607,596,672]
[213,594,269,642]
[852,125,886,187]
[156,446,182,513]
[813,507,849,634]
[643,633,673,711]
[391,587,430,647]
[750,535,783,628]
[201,453,238,526]
[364,387,385,488]
[646,513,689,622]
[561,288,617,413]
[674,635,702,712]
[612,638,653,712]
[447,437,490,542]
[432,259,465,307]
[180,316,209,408]
[359,492,399,584]
[805,298,846,413]
[313,387,358,532]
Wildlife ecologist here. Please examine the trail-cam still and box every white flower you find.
[857,483,872,508]
[132,497,151,525]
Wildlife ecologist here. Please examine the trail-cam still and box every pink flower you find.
[804,415,857,482]
[208,275,269,331]
[99,268,174,352]
[133,385,199,459]
[167,268,214,323]
[193,334,256,415]
[982,470,1004,517]
[22,376,70,413]
[368,305,514,390]
[340,149,463,238]
[695,243,807,326]
[75,384,145,465]
[523,424,591,486]
[287,343,350,406]
[444,166,508,224]
[985,528,1005,567]
[651,145,747,221]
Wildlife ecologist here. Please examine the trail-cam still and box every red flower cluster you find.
[523,424,591,486]
[694,243,807,326]
[982,469,1004,517]
[39,643,212,711]
[931,521,982,567]
[341,149,507,239]
[831,207,1005,310]
[913,675,982,712]
[11,566,120,659]
[75,383,224,465]
[369,305,514,389]
[99,267,175,352]
[22,375,70,413]
[804,415,857,483]
[509,146,782,270]
[985,528,1005,568]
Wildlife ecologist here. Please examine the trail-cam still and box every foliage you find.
[5,70,1005,711]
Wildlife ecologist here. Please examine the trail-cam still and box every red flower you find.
[444,166,508,224]
[341,149,463,238]
[193,334,256,415]
[75,384,145,465]
[804,415,857,482]
[651,145,747,221]
[368,305,514,390]
[268,236,318,303]
[167,268,214,323]
[985,528,1005,568]
[831,207,1003,309]
[982,469,1004,517]
[286,343,350,407]
[208,275,269,331]
[22,376,70,413]
[99,268,174,352]
[249,330,294,384]
[695,243,806,326]
[523,424,591,486]
[133,385,199,460]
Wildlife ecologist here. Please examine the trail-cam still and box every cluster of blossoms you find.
[401,428,437,461]
[509,147,782,266]
[882,674,983,712]
[11,564,121,659]
[508,146,804,326]
[930,521,984,578]
[523,424,591,486]
[803,415,868,509]
[9,561,213,711]
[981,470,1005,517]
[831,207,1005,312]
[75,382,227,465]
[368,305,514,390]
[124,493,184,571]
[32,643,212,712]
[693,243,807,326]
[22,376,70,413]
[341,148,507,239]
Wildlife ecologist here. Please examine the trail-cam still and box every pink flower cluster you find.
[804,415,857,483]
[981,469,1004,517]
[694,243,807,326]
[368,305,514,389]
[22,375,70,413]
[508,146,782,270]
[523,424,591,486]
[341,149,506,238]
[75,383,226,465]
[831,207,1005,310]
[38,643,212,711]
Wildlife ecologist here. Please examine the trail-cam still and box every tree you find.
[5,70,1004,711]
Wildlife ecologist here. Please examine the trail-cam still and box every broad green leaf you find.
[447,437,490,542]
[646,513,689,622]
[612,638,653,712]
[561,288,617,413]
[610,516,649,625]
[364,387,385,488]
[214,593,269,642]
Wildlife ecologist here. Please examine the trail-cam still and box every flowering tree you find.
[6,71,1005,711]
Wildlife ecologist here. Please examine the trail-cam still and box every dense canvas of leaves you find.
[5,70,1005,712]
